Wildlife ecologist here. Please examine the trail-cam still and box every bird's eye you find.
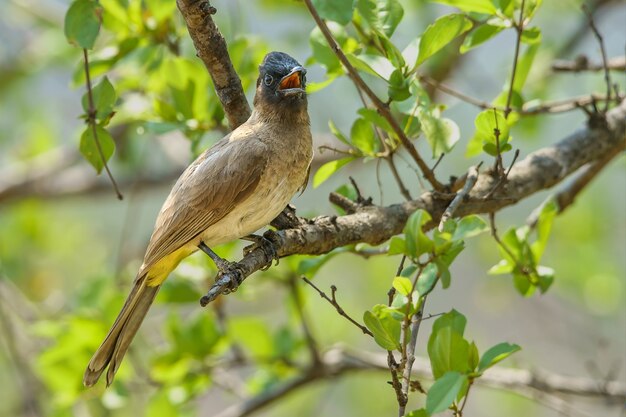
[264,74,274,86]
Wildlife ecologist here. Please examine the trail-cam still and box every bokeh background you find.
[0,0,624,416]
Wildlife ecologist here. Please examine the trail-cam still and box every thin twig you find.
[289,277,321,364]
[492,108,505,173]
[552,56,625,72]
[302,0,443,191]
[483,149,521,200]
[387,156,413,201]
[582,5,613,112]
[421,74,622,115]
[438,163,483,231]
[504,0,526,118]
[301,277,373,337]
[82,48,123,200]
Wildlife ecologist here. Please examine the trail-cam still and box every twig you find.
[552,56,625,72]
[582,5,613,112]
[438,163,483,231]
[492,108,505,173]
[420,75,622,116]
[301,277,373,337]
[489,212,520,267]
[176,0,251,129]
[504,0,526,118]
[289,277,321,364]
[302,0,444,191]
[399,297,428,417]
[483,149,521,200]
[431,153,445,172]
[387,156,413,201]
[213,346,626,417]
[82,49,123,200]
[329,192,359,214]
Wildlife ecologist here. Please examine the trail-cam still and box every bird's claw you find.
[242,232,279,269]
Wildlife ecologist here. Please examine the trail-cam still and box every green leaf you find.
[312,0,355,25]
[406,409,428,417]
[356,0,404,37]
[388,69,411,101]
[428,310,470,378]
[513,43,539,93]
[388,236,406,256]
[81,76,116,120]
[64,0,102,49]
[536,265,554,293]
[329,119,350,145]
[531,199,557,259]
[432,0,497,14]
[468,341,479,371]
[488,259,514,275]
[477,342,521,372]
[417,14,472,65]
[313,157,354,188]
[79,125,114,174]
[357,108,393,134]
[452,215,488,241]
[393,276,413,296]
[404,210,433,259]
[521,27,542,44]
[513,272,534,296]
[364,306,401,350]
[474,109,510,144]
[426,371,468,415]
[350,118,378,155]
[416,262,438,296]
[460,24,504,53]
[418,110,460,157]
[310,24,357,74]
[145,0,178,22]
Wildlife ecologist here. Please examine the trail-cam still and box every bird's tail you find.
[83,274,160,387]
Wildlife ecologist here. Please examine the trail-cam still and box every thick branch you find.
[202,101,626,302]
[176,0,251,129]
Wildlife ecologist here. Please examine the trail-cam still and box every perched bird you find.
[84,51,312,387]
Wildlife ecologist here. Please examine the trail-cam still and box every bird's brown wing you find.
[140,135,269,273]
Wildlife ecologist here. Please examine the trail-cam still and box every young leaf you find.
[406,409,428,417]
[392,276,413,296]
[81,76,116,120]
[417,14,473,65]
[460,24,504,53]
[351,118,378,155]
[404,210,433,259]
[388,69,411,101]
[313,157,354,188]
[363,307,401,350]
[418,110,460,157]
[426,371,468,415]
[328,119,350,145]
[477,342,521,372]
[312,0,355,25]
[387,236,406,256]
[64,0,102,49]
[79,126,115,174]
[432,0,497,14]
[356,0,404,37]
[452,215,488,241]
[416,262,438,296]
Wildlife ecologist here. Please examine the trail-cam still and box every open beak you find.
[278,66,306,94]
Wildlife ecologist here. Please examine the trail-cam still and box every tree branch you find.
[213,347,626,417]
[176,0,251,129]
[201,100,626,304]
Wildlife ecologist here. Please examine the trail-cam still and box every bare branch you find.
[176,0,251,129]
[201,100,626,304]
[582,5,614,112]
[438,163,482,231]
[552,55,625,72]
[213,347,626,417]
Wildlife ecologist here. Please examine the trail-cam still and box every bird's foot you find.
[198,242,244,298]
[242,232,279,270]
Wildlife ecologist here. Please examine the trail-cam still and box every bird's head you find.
[254,52,307,117]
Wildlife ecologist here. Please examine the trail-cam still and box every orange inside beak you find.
[279,71,302,90]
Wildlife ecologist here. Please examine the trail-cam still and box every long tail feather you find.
[83,275,160,387]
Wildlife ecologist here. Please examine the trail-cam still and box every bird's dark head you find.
[254,52,307,117]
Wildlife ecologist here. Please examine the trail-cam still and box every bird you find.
[84,51,313,387]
